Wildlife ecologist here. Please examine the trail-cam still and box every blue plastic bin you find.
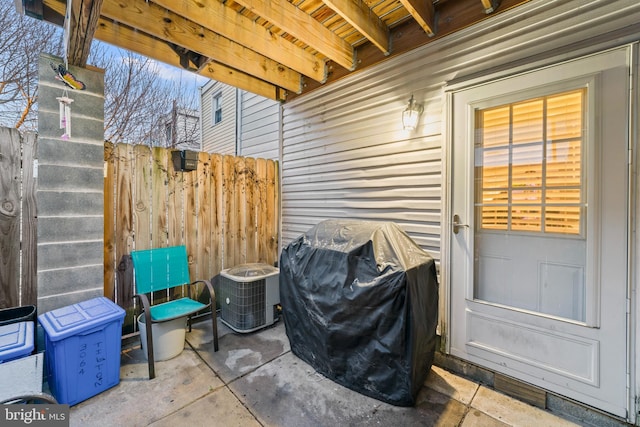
[38,297,125,406]
[0,321,34,363]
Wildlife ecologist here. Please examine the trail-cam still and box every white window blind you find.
[475,89,584,235]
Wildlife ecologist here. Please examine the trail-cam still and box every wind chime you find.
[50,62,85,139]
[56,92,73,140]
[50,63,85,139]
[50,0,86,141]
[50,61,85,139]
[53,0,79,140]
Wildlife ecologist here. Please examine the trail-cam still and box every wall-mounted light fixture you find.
[402,95,423,131]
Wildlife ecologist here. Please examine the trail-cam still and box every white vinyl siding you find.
[201,81,236,154]
[281,0,640,263]
[238,91,280,161]
[201,82,280,158]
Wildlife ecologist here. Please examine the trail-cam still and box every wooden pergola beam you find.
[95,20,285,101]
[480,0,500,14]
[322,0,390,55]
[65,0,104,67]
[292,0,529,99]
[399,0,436,37]
[152,0,326,84]
[231,0,355,71]
[99,0,302,93]
[43,0,286,100]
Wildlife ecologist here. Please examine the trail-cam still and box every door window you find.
[475,89,585,235]
[473,88,588,322]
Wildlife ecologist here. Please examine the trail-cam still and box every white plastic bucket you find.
[137,314,187,361]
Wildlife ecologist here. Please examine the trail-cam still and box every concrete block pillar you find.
[36,53,105,313]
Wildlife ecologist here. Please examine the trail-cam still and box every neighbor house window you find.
[212,92,222,125]
[475,88,585,235]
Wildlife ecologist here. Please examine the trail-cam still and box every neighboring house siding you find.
[238,91,280,161]
[201,81,236,154]
[173,110,200,151]
[201,82,281,160]
[162,108,199,151]
[280,0,640,262]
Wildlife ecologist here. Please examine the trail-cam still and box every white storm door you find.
[449,46,630,418]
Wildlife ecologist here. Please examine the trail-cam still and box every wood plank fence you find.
[1,128,279,334]
[104,143,279,332]
[0,128,37,310]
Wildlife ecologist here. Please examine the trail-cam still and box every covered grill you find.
[279,220,439,406]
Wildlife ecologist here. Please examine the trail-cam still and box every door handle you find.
[453,214,469,234]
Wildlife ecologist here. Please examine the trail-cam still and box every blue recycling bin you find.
[0,305,37,355]
[0,321,34,363]
[38,297,125,406]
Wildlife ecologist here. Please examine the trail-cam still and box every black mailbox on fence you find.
[172,150,198,171]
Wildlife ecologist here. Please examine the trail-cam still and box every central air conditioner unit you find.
[216,263,280,333]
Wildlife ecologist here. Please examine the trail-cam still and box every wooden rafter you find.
[153,0,326,83]
[44,0,286,100]
[95,20,285,101]
[98,0,301,93]
[399,0,436,37]
[30,0,533,101]
[231,0,356,71]
[480,0,500,14]
[292,0,530,99]
[322,0,390,55]
[65,0,104,67]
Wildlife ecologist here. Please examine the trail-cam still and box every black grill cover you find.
[279,220,439,406]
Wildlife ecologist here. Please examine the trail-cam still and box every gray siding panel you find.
[200,83,213,148]
[200,84,280,160]
[239,91,280,160]
[281,0,640,263]
[201,81,236,154]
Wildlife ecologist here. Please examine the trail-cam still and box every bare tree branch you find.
[0,2,62,131]
[1,4,204,143]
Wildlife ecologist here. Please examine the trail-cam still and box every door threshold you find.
[433,350,630,427]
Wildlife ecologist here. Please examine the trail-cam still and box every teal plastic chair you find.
[131,245,219,379]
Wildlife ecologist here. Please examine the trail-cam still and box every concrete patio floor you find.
[67,318,612,427]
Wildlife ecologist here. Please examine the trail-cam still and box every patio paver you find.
[148,387,260,427]
[66,319,594,426]
[69,346,224,427]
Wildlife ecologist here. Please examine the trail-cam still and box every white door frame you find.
[440,44,637,422]
[630,42,640,425]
